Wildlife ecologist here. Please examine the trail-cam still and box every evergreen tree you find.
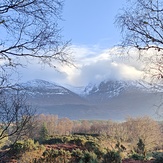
[39,123,48,142]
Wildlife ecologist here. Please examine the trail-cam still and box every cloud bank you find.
[17,45,143,87]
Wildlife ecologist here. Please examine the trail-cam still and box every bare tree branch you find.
[115,0,163,117]
[115,0,163,85]
[0,0,72,68]
[0,89,35,142]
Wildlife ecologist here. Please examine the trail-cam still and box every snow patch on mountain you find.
[83,79,156,99]
[21,79,70,95]
[20,79,162,98]
[22,79,58,88]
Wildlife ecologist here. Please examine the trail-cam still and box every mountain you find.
[84,80,162,119]
[84,80,135,100]
[21,79,87,105]
[21,79,162,121]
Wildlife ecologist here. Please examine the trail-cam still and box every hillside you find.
[21,79,162,120]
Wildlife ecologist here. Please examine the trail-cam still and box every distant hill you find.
[21,79,162,121]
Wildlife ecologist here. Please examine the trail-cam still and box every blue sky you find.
[61,0,126,47]
[17,0,143,86]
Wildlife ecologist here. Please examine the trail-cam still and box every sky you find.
[17,0,143,87]
[61,0,126,47]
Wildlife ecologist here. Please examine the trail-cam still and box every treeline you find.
[0,115,163,163]
[29,115,163,151]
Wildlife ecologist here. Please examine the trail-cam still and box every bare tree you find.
[0,89,34,147]
[0,0,72,68]
[115,0,163,84]
[115,0,163,117]
[0,0,73,149]
[125,116,162,151]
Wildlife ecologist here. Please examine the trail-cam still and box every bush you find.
[69,137,86,146]
[23,139,39,151]
[11,142,24,154]
[11,139,40,154]
[130,153,145,160]
[153,152,163,163]
[72,149,84,162]
[84,141,99,151]
[81,150,98,163]
[41,149,72,163]
[102,150,122,163]
[42,137,64,144]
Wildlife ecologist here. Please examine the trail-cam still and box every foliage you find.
[0,0,71,158]
[115,141,126,152]
[41,149,72,163]
[0,130,10,149]
[125,116,161,151]
[102,150,122,163]
[39,123,49,142]
[72,149,84,162]
[84,141,104,159]
[81,150,98,163]
[0,90,35,146]
[69,136,86,146]
[129,153,145,161]
[2,117,163,162]
[153,152,163,163]
[11,139,40,154]
[137,138,146,157]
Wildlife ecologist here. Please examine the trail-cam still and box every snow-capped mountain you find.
[20,79,162,120]
[21,79,87,107]
[83,80,156,101]
[84,80,131,96]
[21,79,70,95]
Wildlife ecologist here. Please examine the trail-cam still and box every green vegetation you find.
[103,150,122,163]
[0,115,162,162]
[153,152,163,163]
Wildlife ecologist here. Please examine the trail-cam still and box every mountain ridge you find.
[20,79,162,120]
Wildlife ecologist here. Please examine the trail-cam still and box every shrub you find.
[0,133,10,149]
[130,153,145,160]
[81,150,98,163]
[11,142,24,154]
[42,137,64,144]
[84,141,99,151]
[102,150,122,163]
[69,137,86,146]
[137,138,146,157]
[72,149,84,161]
[11,139,40,154]
[153,152,163,163]
[23,139,39,151]
[42,149,72,163]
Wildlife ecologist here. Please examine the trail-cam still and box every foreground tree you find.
[125,116,162,151]
[0,0,71,68]
[116,0,163,116]
[0,90,34,149]
[0,0,72,151]
[116,0,163,84]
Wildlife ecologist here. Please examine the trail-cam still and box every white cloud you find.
[17,58,68,84]
[63,46,143,86]
[15,45,143,86]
